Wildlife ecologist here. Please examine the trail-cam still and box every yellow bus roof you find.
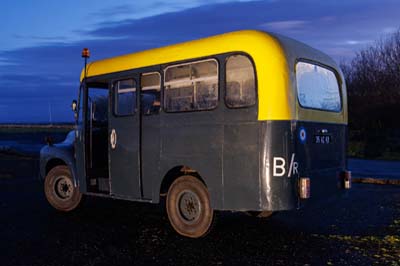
[81,30,286,79]
[81,30,346,123]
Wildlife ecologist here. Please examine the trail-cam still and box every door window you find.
[141,72,161,115]
[115,79,137,116]
[88,86,108,123]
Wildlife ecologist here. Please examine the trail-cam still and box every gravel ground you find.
[0,178,399,266]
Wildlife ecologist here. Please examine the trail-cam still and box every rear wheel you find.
[166,175,214,238]
[44,165,82,212]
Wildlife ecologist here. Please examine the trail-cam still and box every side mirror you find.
[71,100,78,112]
[44,136,54,146]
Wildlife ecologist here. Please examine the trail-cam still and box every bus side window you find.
[115,79,137,116]
[164,59,218,112]
[225,54,256,108]
[141,72,161,115]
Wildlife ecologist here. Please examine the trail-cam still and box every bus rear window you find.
[296,62,341,112]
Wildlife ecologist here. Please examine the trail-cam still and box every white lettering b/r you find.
[273,157,286,177]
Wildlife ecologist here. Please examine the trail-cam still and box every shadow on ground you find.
[1,179,399,266]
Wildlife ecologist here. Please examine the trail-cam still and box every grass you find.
[348,141,400,161]
[348,141,365,158]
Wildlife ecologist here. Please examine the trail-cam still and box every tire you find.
[44,165,82,212]
[166,175,214,238]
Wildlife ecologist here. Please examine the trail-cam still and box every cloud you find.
[342,40,372,46]
[90,4,136,18]
[324,47,362,60]
[260,20,309,31]
[13,34,67,41]
[0,57,17,66]
[383,27,397,34]
[88,0,263,22]
[1,0,400,122]
[319,16,336,22]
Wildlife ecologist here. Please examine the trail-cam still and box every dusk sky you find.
[1,0,400,123]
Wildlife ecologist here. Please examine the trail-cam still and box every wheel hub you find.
[54,176,73,200]
[178,190,201,223]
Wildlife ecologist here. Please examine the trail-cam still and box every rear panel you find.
[258,33,348,210]
[257,120,347,211]
[295,121,347,203]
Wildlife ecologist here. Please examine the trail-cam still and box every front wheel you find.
[44,165,82,212]
[166,175,214,238]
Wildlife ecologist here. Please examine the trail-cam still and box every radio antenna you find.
[48,102,52,124]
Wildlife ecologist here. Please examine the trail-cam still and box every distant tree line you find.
[341,29,400,158]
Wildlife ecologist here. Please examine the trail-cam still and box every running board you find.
[84,191,153,203]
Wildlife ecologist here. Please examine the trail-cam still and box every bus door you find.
[109,77,141,199]
[139,72,162,199]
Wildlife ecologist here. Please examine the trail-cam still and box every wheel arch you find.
[42,155,78,188]
[159,165,206,197]
[45,158,67,176]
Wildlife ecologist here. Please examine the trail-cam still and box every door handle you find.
[110,129,117,149]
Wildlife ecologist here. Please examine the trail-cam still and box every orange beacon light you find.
[82,48,90,58]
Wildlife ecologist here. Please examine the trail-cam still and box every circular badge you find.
[299,127,307,144]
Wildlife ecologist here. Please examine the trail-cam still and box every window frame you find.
[163,58,220,113]
[295,59,343,113]
[224,53,258,109]
[113,78,138,117]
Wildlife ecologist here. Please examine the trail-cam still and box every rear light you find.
[339,170,352,189]
[299,177,310,199]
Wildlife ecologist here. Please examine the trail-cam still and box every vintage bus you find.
[40,30,350,238]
